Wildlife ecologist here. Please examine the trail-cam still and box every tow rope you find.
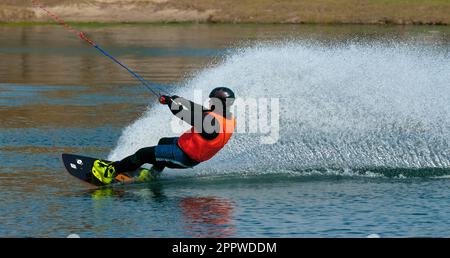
[32,0,169,97]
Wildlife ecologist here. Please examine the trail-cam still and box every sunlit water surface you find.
[1,24,450,237]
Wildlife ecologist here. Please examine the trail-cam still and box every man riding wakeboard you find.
[91,87,236,184]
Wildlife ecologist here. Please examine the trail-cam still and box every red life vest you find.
[178,112,236,162]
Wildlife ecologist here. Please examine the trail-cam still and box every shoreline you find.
[1,21,450,27]
[1,1,449,26]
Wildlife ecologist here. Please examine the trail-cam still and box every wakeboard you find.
[62,153,161,187]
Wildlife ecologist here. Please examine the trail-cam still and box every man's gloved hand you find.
[159,95,171,105]
[159,95,181,105]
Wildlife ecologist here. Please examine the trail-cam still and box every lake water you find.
[1,24,450,237]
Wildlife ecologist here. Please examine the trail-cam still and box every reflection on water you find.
[1,24,449,87]
[89,183,235,238]
[180,197,234,238]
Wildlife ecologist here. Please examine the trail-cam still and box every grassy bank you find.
[1,0,450,25]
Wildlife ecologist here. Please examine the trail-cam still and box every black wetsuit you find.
[113,96,228,173]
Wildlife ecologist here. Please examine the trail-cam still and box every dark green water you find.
[1,24,450,237]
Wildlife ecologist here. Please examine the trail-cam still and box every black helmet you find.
[209,87,235,106]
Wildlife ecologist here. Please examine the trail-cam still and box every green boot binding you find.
[92,160,117,184]
[136,167,163,182]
